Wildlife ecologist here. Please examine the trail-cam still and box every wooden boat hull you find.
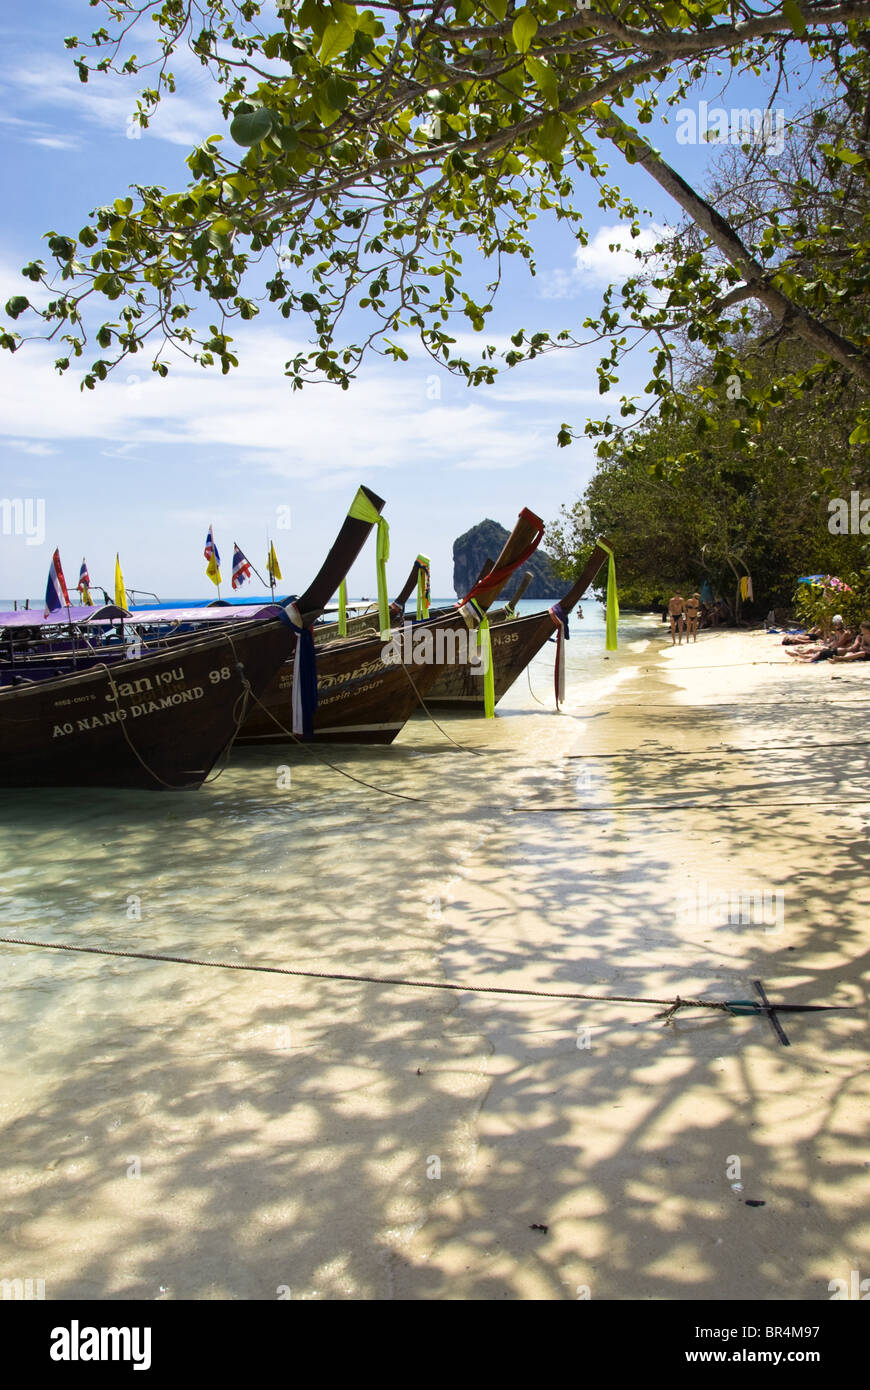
[238,613,467,745]
[424,608,558,710]
[0,617,294,789]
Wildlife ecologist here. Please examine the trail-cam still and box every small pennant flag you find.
[267,540,282,584]
[231,543,253,591]
[204,524,221,587]
[77,558,93,606]
[44,549,71,616]
[114,554,128,610]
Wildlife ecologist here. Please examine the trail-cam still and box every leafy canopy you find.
[5,0,870,449]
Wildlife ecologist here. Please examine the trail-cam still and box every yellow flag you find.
[114,554,127,610]
[267,541,282,583]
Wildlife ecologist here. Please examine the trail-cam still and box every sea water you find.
[0,603,660,1298]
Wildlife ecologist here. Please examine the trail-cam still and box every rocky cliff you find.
[452,518,559,599]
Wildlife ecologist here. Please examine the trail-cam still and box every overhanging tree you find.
[5,0,870,445]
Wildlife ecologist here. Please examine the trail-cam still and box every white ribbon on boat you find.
[285,601,306,736]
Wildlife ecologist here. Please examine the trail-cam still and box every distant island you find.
[453,518,559,599]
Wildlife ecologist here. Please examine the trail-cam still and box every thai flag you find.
[204,523,221,586]
[44,548,71,616]
[204,525,220,568]
[77,558,90,593]
[231,543,253,590]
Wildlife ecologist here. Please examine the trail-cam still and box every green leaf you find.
[849,421,870,445]
[230,108,276,146]
[535,113,567,164]
[782,0,806,37]
[511,8,538,55]
[319,19,355,65]
[526,56,558,107]
[4,296,30,319]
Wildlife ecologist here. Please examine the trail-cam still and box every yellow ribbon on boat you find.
[416,554,431,620]
[460,598,495,718]
[348,489,390,638]
[598,541,619,652]
[338,578,347,636]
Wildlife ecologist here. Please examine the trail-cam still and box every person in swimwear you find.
[667,591,686,645]
[787,617,852,661]
[831,622,870,662]
[685,592,701,642]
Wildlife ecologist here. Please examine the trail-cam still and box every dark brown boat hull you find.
[239,614,467,745]
[0,618,294,789]
[425,609,557,710]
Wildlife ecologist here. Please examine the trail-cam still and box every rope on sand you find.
[0,933,743,1020]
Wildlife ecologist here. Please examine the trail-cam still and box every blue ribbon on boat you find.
[284,596,318,739]
[550,601,570,640]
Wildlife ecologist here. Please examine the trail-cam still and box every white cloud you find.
[539,222,670,298]
[0,326,550,480]
[3,440,59,456]
[3,49,222,149]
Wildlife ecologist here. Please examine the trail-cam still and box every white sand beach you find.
[0,621,867,1300]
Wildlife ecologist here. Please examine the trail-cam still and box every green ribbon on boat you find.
[416,554,431,620]
[348,489,390,637]
[465,599,495,718]
[338,577,347,636]
[598,541,619,652]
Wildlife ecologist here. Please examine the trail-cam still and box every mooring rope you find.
[243,684,425,803]
[397,660,482,755]
[96,647,253,792]
[0,933,729,1019]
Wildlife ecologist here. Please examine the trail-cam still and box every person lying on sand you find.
[786,618,853,662]
[668,592,686,645]
[782,625,824,646]
[831,622,870,662]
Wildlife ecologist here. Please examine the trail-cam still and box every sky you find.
[0,2,817,603]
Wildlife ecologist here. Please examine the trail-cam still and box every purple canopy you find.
[0,604,129,628]
[128,604,283,625]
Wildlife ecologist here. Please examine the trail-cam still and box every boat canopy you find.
[127,604,285,625]
[0,604,130,628]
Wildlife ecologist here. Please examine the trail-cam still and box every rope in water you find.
[396,660,482,755]
[0,933,728,1019]
[243,683,424,803]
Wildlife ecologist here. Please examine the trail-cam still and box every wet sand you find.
[0,623,867,1299]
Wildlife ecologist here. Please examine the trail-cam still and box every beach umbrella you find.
[797,574,852,592]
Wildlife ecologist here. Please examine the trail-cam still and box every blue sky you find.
[0,3,815,602]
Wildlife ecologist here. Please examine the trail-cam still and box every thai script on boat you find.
[319,678,384,706]
[106,667,185,699]
[381,623,490,673]
[320,657,385,690]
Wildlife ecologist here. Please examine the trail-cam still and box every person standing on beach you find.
[685,592,701,642]
[668,591,686,645]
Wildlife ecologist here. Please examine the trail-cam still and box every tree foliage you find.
[4,0,870,448]
[548,331,870,609]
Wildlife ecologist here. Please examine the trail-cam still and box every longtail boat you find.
[237,509,546,745]
[424,542,611,712]
[0,615,295,789]
[0,486,388,787]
